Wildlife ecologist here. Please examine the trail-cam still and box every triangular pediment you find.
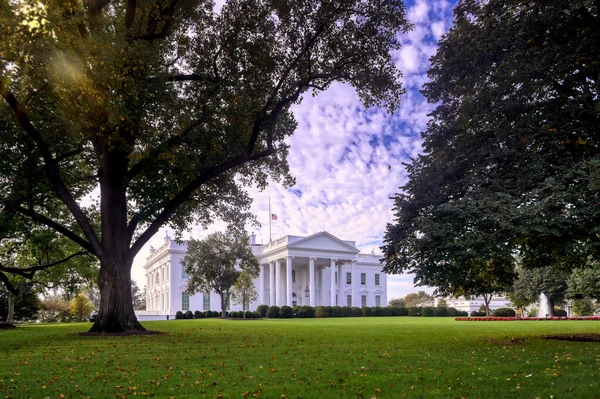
[288,231,359,253]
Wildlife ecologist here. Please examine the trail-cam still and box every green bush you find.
[382,307,393,316]
[175,311,184,319]
[457,310,469,317]
[280,306,294,318]
[407,307,420,316]
[527,308,538,317]
[421,307,434,317]
[256,304,269,318]
[342,306,354,317]
[352,307,363,317]
[493,307,516,317]
[332,306,344,317]
[372,306,383,316]
[297,306,315,318]
[470,311,486,317]
[266,306,280,318]
[325,306,334,317]
[194,310,203,319]
[185,310,194,319]
[553,308,568,317]
[573,299,595,316]
[315,306,328,318]
[447,307,458,317]
[362,307,373,317]
[435,306,448,317]
[251,311,260,318]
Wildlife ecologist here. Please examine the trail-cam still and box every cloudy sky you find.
[132,0,457,301]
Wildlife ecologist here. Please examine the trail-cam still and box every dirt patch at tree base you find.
[78,330,165,337]
[543,334,600,342]
[0,323,16,330]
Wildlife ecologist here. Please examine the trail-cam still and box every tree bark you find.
[90,259,144,332]
[6,292,15,324]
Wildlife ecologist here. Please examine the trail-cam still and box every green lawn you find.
[1,318,599,398]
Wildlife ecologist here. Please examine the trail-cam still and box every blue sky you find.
[132,0,457,300]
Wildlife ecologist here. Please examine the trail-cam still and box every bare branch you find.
[0,251,88,280]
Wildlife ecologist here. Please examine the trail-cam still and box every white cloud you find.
[131,0,457,299]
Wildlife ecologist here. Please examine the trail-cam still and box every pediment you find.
[288,231,359,254]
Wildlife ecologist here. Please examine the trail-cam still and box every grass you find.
[1,318,599,398]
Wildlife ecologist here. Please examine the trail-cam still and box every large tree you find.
[182,232,259,317]
[382,0,600,295]
[1,0,411,332]
[231,270,258,317]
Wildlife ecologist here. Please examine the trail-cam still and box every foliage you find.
[266,306,279,319]
[256,304,268,318]
[297,306,315,318]
[183,232,259,318]
[567,266,600,301]
[572,299,595,316]
[553,308,568,317]
[493,308,516,317]
[279,305,293,318]
[1,0,410,333]
[37,296,70,323]
[315,306,328,318]
[194,310,203,319]
[342,306,353,317]
[351,307,363,317]
[175,311,184,320]
[407,307,420,316]
[421,307,434,317]
[131,281,146,311]
[403,291,433,308]
[231,270,258,317]
[0,288,39,322]
[434,306,448,317]
[69,292,94,322]
[511,266,569,314]
[388,297,406,307]
[382,0,600,298]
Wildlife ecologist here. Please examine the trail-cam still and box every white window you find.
[292,269,296,283]
[360,273,366,285]
[375,273,380,286]
[292,300,297,307]
[203,293,210,311]
[346,295,352,307]
[361,295,367,307]
[375,295,381,307]
[346,272,352,284]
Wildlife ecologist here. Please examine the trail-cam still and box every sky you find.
[131,0,457,301]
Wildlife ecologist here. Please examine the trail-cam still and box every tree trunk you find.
[483,293,492,316]
[90,260,144,332]
[220,292,228,318]
[6,292,15,324]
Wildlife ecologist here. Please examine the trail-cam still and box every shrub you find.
[553,308,568,317]
[458,310,469,317]
[352,307,363,317]
[315,306,328,318]
[573,299,595,316]
[194,310,203,319]
[175,311,184,319]
[407,307,420,316]
[332,306,344,317]
[325,306,334,317]
[421,307,434,317]
[266,306,280,318]
[470,311,486,317]
[251,311,260,318]
[447,307,458,317]
[256,304,269,318]
[280,306,294,318]
[527,308,538,317]
[493,307,516,317]
[342,306,354,317]
[382,307,393,316]
[362,307,373,317]
[297,306,315,318]
[371,306,382,316]
[185,310,194,319]
[435,306,448,317]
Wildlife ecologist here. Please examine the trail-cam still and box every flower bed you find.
[455,316,600,321]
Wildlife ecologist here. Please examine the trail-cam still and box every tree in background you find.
[38,296,71,323]
[1,0,410,333]
[231,270,258,318]
[566,265,600,302]
[404,291,433,308]
[0,285,39,323]
[183,232,259,318]
[132,281,146,311]
[70,292,94,322]
[388,298,406,307]
[510,266,569,317]
[383,0,600,299]
[572,299,596,316]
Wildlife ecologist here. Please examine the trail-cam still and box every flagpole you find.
[269,197,272,243]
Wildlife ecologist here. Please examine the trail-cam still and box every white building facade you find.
[142,231,388,318]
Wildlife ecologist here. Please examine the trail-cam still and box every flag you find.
[271,214,278,220]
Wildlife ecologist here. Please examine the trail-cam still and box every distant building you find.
[139,231,387,319]
[432,296,514,314]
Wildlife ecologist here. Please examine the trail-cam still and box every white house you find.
[140,231,388,319]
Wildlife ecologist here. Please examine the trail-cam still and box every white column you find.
[258,264,264,304]
[338,264,343,306]
[309,257,316,307]
[275,259,282,306]
[269,261,275,306]
[286,257,293,306]
[351,261,357,307]
[330,259,336,306]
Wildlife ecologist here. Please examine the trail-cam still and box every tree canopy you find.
[382,0,600,297]
[1,0,411,332]
[182,231,259,317]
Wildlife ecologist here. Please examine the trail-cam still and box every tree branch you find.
[0,251,88,280]
[0,80,103,256]
[0,271,19,295]
[125,0,137,29]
